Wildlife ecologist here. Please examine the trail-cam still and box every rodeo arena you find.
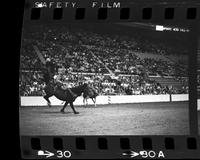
[20,23,191,135]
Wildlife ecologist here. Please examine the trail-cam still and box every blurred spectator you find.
[19,24,189,96]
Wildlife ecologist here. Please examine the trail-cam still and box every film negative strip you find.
[19,0,200,159]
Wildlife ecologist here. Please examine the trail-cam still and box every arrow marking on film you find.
[130,151,139,158]
[38,150,54,158]
[122,151,140,158]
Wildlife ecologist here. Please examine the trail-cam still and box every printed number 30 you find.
[57,150,72,158]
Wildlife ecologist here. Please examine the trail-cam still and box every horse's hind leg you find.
[94,98,96,107]
[61,102,68,113]
[83,98,86,107]
[92,98,96,107]
[86,98,88,106]
[44,95,52,107]
[70,102,79,114]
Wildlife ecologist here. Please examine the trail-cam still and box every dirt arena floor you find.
[20,102,189,135]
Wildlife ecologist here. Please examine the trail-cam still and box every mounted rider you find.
[43,58,57,85]
[53,64,77,98]
[43,58,77,98]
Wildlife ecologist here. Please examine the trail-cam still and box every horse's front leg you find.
[60,101,68,113]
[70,102,79,114]
[44,95,52,107]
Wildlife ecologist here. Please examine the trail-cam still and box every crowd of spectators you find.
[19,72,188,96]
[20,24,189,96]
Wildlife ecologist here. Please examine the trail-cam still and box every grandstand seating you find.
[19,24,189,96]
[149,77,186,88]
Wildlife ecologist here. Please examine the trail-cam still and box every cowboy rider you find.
[45,58,57,79]
[53,64,77,98]
[42,58,77,98]
[42,58,56,86]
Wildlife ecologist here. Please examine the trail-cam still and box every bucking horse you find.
[43,83,88,114]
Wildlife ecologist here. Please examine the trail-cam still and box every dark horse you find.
[43,83,88,114]
[83,86,98,107]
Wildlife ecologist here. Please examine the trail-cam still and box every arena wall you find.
[109,95,170,104]
[197,99,200,111]
[171,94,189,102]
[20,94,189,106]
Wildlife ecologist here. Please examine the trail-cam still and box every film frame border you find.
[26,1,199,21]
[20,0,200,159]
[21,136,200,159]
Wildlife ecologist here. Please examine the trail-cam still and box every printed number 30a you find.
[57,150,72,158]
